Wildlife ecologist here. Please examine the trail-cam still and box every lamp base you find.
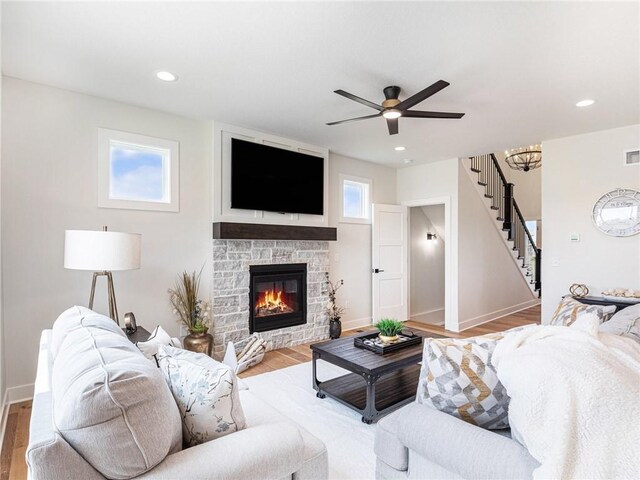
[88,271,120,325]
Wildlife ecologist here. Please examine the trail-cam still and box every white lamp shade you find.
[64,230,141,271]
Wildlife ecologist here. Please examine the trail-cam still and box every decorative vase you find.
[329,317,342,339]
[183,328,214,357]
[378,334,399,344]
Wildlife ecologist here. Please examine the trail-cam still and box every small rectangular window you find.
[340,175,372,223]
[98,129,179,212]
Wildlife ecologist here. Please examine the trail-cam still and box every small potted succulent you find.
[374,318,404,344]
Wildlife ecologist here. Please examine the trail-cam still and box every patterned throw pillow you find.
[417,333,510,429]
[550,296,616,326]
[157,345,246,447]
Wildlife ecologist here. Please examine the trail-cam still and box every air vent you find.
[625,149,639,166]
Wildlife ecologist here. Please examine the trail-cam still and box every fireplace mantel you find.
[212,222,337,241]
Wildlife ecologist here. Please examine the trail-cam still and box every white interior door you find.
[372,204,408,322]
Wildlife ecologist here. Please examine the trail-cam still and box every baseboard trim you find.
[458,299,540,331]
[342,316,372,331]
[0,390,9,454]
[5,383,34,405]
[410,308,445,325]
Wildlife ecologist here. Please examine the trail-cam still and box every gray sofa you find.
[374,402,540,479]
[27,307,328,480]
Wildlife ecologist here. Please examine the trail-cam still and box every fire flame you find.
[256,289,289,312]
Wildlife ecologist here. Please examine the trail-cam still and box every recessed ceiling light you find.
[156,71,178,82]
[404,159,414,164]
[576,99,595,107]
[394,146,406,151]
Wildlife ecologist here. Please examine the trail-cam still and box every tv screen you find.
[231,138,324,215]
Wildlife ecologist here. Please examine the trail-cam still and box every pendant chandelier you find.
[504,145,542,172]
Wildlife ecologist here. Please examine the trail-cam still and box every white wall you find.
[457,164,537,329]
[0,3,5,409]
[328,153,396,330]
[541,124,640,322]
[397,158,459,330]
[409,207,445,324]
[1,77,212,392]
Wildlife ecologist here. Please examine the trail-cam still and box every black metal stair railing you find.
[470,153,541,296]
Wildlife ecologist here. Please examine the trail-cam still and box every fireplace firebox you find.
[249,263,307,333]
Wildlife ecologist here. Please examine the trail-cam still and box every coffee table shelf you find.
[316,365,421,413]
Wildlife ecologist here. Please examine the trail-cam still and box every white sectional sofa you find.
[26,307,328,480]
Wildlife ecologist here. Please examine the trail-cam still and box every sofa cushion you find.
[417,333,509,429]
[157,345,247,447]
[550,296,616,326]
[599,304,640,343]
[375,407,409,471]
[52,311,182,480]
[51,305,124,358]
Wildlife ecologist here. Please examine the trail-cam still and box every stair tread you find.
[484,194,493,198]
[490,206,499,210]
[477,181,488,186]
[470,168,481,173]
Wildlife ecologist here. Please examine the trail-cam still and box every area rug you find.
[242,361,377,479]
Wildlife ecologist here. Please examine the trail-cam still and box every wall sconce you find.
[426,233,437,241]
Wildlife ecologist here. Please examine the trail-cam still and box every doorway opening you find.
[409,205,446,326]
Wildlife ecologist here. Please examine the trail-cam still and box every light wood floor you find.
[0,304,540,480]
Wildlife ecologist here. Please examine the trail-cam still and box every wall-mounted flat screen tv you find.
[231,138,324,215]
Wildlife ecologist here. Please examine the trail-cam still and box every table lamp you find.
[64,226,141,325]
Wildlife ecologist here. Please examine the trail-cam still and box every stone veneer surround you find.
[211,239,330,358]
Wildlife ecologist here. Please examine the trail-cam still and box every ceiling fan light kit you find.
[327,80,465,135]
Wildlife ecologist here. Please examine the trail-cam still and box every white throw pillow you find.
[157,345,246,447]
[136,325,181,361]
[599,304,640,343]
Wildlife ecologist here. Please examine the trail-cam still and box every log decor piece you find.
[212,222,337,241]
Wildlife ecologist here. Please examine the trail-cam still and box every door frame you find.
[402,196,457,332]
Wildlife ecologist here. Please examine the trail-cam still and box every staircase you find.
[467,153,541,297]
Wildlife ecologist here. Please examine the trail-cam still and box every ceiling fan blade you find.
[386,117,399,135]
[334,89,383,111]
[326,113,381,126]
[403,110,465,119]
[395,80,450,111]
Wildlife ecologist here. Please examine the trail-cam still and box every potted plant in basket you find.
[374,318,404,344]
[324,273,345,339]
[169,268,213,356]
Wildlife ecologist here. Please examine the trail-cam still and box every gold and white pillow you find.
[550,296,616,326]
[417,333,510,429]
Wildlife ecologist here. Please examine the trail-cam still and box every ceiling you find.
[2,1,638,167]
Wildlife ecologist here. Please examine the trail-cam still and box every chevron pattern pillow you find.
[550,296,616,326]
[416,333,510,429]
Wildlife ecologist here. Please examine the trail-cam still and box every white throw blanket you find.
[493,315,640,480]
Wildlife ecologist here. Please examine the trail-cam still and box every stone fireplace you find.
[211,239,330,358]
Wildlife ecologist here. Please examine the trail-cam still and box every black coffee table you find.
[311,330,438,424]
